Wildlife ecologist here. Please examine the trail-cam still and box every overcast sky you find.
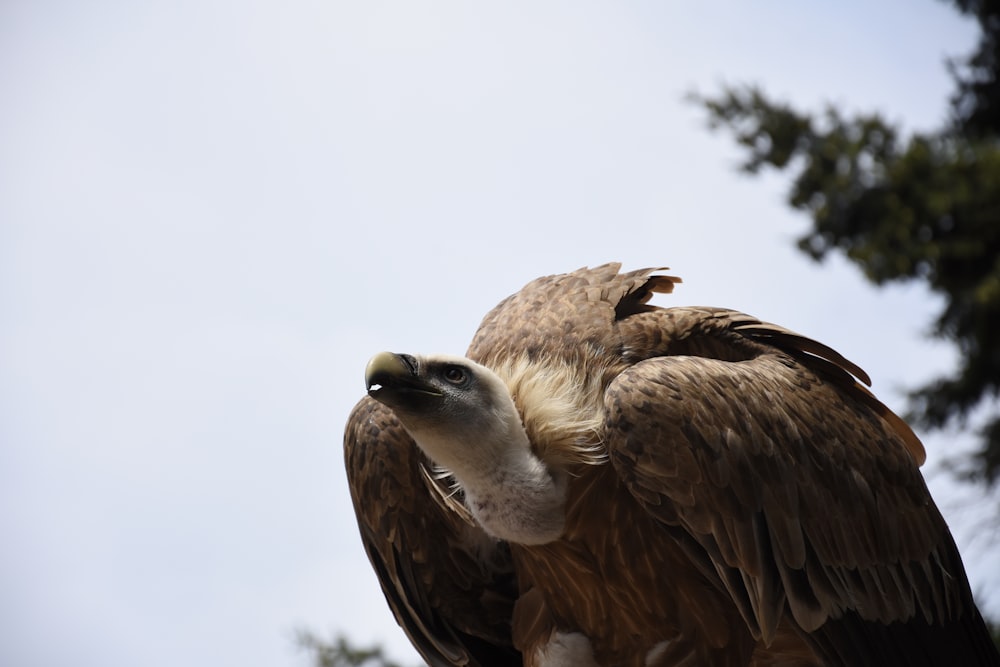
[2,1,996,666]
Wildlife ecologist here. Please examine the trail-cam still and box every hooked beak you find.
[365,352,443,398]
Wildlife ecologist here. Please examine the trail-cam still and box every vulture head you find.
[365,351,567,545]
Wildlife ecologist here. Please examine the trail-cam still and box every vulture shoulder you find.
[343,396,521,667]
[606,306,999,665]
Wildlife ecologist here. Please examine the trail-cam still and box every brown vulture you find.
[343,263,1000,666]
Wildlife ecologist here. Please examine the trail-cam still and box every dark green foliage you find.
[948,0,1000,136]
[297,631,414,667]
[693,2,1000,485]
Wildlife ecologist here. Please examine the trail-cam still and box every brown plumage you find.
[343,263,1000,666]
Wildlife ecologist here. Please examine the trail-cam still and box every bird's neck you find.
[415,425,568,546]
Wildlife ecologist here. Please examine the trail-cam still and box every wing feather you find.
[344,397,520,667]
[604,310,996,663]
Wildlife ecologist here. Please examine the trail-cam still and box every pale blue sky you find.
[1,2,994,666]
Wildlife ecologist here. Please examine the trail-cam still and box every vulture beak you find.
[365,351,443,399]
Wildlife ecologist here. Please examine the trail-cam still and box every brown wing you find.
[605,308,1000,666]
[467,262,680,366]
[344,396,521,667]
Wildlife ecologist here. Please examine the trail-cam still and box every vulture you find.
[344,263,1000,667]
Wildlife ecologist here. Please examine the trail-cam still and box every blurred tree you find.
[693,0,1000,486]
[949,0,1000,136]
[297,631,415,667]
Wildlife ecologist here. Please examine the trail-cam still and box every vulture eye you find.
[443,366,468,385]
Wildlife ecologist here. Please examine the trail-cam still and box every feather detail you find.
[490,355,609,468]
